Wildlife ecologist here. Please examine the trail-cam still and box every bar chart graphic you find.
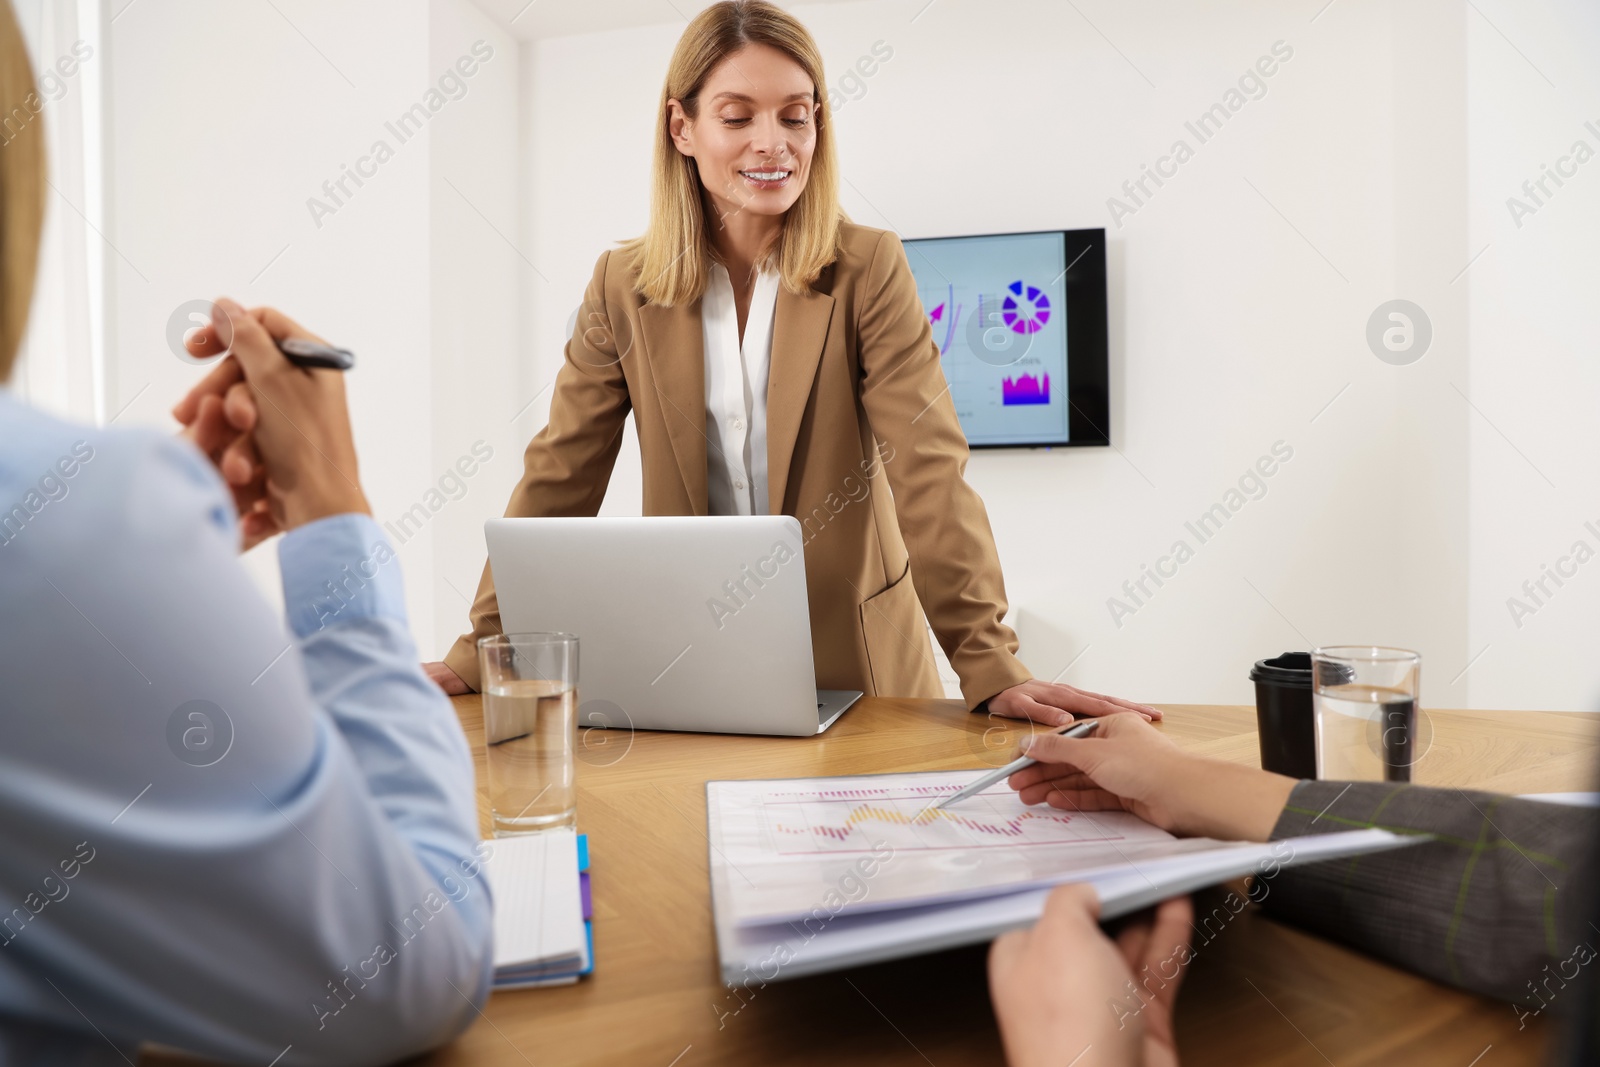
[1001,372,1050,405]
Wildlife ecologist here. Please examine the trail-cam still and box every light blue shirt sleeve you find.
[0,394,493,1067]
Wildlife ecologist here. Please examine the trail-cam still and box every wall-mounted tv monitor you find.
[902,228,1109,449]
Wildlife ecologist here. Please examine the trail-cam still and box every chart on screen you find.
[904,231,1074,446]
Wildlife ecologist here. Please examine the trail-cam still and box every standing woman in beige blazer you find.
[426,0,1155,727]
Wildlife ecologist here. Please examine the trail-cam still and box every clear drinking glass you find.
[1311,646,1421,782]
[478,633,578,834]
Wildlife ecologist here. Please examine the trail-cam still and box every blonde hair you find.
[0,0,46,381]
[624,0,843,306]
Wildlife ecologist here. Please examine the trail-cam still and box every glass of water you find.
[1311,646,1420,782]
[477,633,578,835]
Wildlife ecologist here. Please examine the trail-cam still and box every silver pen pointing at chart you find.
[920,719,1101,817]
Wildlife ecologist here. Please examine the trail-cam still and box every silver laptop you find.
[483,516,862,737]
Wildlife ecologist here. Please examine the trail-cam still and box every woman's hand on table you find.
[987,679,1161,727]
[424,661,472,695]
[1006,712,1297,842]
[989,883,1192,1067]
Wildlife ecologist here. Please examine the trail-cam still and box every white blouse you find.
[702,260,780,516]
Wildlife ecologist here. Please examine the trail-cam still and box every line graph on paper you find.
[760,783,1128,855]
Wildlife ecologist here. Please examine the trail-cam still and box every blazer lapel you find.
[766,285,836,514]
[638,301,709,515]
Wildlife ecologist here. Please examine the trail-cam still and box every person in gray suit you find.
[985,713,1598,1067]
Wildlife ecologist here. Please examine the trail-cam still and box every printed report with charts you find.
[706,769,1420,984]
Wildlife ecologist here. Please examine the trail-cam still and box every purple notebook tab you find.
[580,871,592,919]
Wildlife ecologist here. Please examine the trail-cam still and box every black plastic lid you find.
[1250,652,1312,687]
[1250,651,1354,688]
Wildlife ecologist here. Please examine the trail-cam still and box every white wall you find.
[100,0,1600,710]
[105,0,523,647]
[1464,0,1600,710]
[423,0,521,654]
[510,0,1597,710]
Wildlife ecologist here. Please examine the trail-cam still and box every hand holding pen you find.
[931,718,1102,812]
[1002,712,1298,842]
[173,297,369,549]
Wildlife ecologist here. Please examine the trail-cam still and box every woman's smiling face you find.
[668,42,818,227]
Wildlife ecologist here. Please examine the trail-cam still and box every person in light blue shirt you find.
[0,7,493,1062]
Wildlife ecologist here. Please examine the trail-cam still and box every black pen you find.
[278,337,356,371]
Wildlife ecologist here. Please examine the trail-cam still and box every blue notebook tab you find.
[578,833,594,976]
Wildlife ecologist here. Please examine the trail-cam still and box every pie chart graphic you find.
[1002,280,1050,335]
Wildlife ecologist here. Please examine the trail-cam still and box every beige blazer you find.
[443,222,1033,708]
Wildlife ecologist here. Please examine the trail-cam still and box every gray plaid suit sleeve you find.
[1261,780,1598,1010]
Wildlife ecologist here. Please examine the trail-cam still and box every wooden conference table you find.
[416,697,1598,1067]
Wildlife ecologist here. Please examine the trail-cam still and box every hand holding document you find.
[707,758,1422,983]
[990,886,1193,1067]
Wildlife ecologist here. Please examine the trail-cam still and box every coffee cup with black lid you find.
[1249,652,1352,779]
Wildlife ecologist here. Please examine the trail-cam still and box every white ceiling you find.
[471,0,871,41]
